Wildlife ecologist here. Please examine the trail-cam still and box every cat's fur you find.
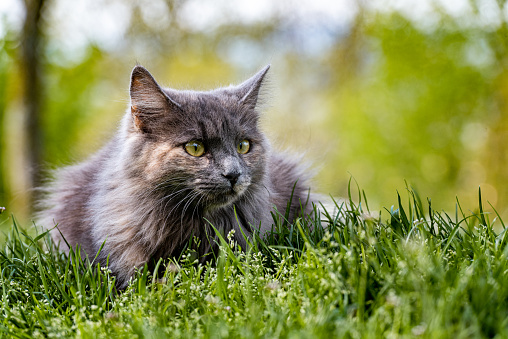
[38,65,316,288]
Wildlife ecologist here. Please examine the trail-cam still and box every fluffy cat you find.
[38,65,317,288]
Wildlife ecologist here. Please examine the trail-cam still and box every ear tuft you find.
[236,65,270,110]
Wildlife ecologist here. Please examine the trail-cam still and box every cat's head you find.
[125,65,270,210]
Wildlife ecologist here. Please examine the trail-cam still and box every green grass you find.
[2,185,508,338]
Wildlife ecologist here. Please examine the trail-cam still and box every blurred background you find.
[1,0,508,229]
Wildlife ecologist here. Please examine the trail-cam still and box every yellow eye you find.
[237,139,250,154]
[185,141,205,157]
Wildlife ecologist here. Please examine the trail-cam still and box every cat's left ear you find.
[236,65,270,110]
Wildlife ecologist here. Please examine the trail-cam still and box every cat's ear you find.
[236,65,270,110]
[129,65,181,132]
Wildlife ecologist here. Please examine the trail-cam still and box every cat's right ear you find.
[129,65,181,133]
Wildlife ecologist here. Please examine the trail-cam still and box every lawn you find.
[1,185,507,338]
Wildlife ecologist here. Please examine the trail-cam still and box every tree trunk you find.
[21,0,46,209]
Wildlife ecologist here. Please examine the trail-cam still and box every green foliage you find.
[0,20,17,213]
[322,13,508,213]
[2,187,508,337]
[3,4,508,222]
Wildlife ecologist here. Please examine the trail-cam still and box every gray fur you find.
[37,65,315,288]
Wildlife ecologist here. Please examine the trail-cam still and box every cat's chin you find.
[203,191,243,212]
[199,182,249,212]
[207,196,238,210]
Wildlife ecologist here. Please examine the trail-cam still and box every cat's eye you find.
[185,141,205,157]
[237,140,250,154]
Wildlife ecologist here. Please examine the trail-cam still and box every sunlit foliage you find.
[1,1,508,223]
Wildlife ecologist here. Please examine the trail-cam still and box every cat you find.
[37,65,318,288]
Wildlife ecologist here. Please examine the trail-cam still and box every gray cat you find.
[38,65,316,288]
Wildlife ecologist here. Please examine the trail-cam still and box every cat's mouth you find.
[203,193,237,211]
[208,187,240,203]
[200,183,248,210]
[190,175,251,211]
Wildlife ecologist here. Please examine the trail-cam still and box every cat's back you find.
[267,151,314,219]
[37,142,114,253]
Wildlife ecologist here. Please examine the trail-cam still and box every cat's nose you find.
[223,171,241,186]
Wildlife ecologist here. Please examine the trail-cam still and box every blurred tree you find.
[21,0,47,208]
[0,33,10,211]
[321,10,508,214]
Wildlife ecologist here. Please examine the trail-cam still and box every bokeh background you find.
[1,0,508,229]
